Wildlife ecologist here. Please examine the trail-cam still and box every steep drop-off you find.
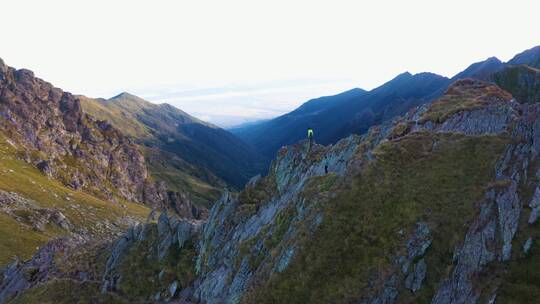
[0,58,203,214]
[5,79,540,303]
[233,46,540,165]
[81,93,266,194]
[0,58,208,267]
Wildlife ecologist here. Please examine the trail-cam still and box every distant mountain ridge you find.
[233,71,450,158]
[81,92,267,198]
[508,45,540,68]
[8,77,540,303]
[0,57,202,216]
[233,45,540,161]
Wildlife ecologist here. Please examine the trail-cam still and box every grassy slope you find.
[492,65,540,104]
[78,95,152,138]
[420,79,513,123]
[80,96,224,205]
[493,141,540,303]
[142,147,222,208]
[10,279,127,304]
[248,132,508,303]
[0,132,150,265]
[113,225,197,301]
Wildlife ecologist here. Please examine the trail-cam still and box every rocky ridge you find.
[0,58,204,216]
[4,79,540,303]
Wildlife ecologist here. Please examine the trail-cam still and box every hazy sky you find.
[2,0,539,126]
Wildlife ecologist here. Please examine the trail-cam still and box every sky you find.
[2,0,539,127]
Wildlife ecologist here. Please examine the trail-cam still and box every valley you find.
[2,44,540,303]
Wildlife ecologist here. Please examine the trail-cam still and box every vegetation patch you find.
[492,65,540,104]
[115,225,197,301]
[247,132,508,303]
[0,132,150,266]
[10,279,127,304]
[420,80,512,123]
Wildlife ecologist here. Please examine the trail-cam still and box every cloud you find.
[130,78,359,127]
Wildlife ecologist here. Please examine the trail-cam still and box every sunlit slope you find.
[0,132,150,265]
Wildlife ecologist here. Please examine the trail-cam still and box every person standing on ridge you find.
[307,127,314,148]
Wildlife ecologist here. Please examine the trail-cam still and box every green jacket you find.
[307,129,314,138]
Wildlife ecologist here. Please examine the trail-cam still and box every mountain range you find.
[1,45,540,303]
[232,46,540,160]
[80,93,267,205]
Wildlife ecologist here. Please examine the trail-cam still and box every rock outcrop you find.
[0,190,72,232]
[0,61,145,201]
[0,238,83,303]
[0,58,204,215]
[5,79,540,303]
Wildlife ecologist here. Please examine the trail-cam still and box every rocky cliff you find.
[0,58,202,216]
[493,64,540,104]
[4,79,540,303]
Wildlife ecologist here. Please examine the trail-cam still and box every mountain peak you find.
[110,92,141,100]
[106,92,152,110]
[485,56,502,63]
[508,45,540,68]
[395,71,413,78]
[451,56,505,81]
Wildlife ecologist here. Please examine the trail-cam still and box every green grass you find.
[0,214,50,265]
[0,132,150,266]
[493,65,540,104]
[246,132,508,303]
[143,147,223,208]
[115,225,197,301]
[421,80,512,123]
[80,96,225,207]
[495,202,540,303]
[10,279,127,304]
[79,95,152,139]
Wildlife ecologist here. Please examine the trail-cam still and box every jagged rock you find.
[363,275,399,304]
[528,186,540,224]
[432,100,533,303]
[36,160,54,177]
[169,280,179,298]
[276,247,295,273]
[176,220,193,249]
[0,238,81,303]
[404,259,427,293]
[437,103,515,135]
[101,234,133,292]
[158,233,173,261]
[159,269,166,281]
[6,79,540,304]
[0,190,72,232]
[0,60,150,202]
[400,222,432,275]
[49,210,72,230]
[158,211,170,237]
[0,59,202,215]
[496,181,521,261]
[246,174,261,188]
[523,237,533,255]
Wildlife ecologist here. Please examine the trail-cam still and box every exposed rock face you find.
[0,190,72,232]
[101,212,204,300]
[142,181,206,220]
[0,59,203,215]
[431,91,540,303]
[0,62,146,201]
[0,238,82,303]
[493,65,540,104]
[185,79,528,304]
[5,79,540,303]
